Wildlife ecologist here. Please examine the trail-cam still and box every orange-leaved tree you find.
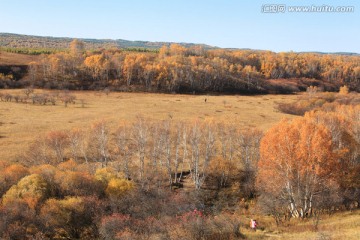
[257,118,339,218]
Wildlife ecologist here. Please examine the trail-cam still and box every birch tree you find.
[189,121,215,190]
[257,119,338,218]
[114,123,133,180]
[91,120,110,166]
[132,117,148,188]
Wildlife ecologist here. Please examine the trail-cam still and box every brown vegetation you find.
[1,39,360,93]
[0,98,358,239]
[277,86,360,115]
[1,31,360,239]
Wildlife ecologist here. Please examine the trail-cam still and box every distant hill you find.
[1,33,359,56]
[299,51,360,56]
[0,32,217,50]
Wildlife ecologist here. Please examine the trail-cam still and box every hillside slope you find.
[0,51,39,65]
[0,32,216,50]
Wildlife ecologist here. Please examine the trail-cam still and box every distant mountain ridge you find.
[0,32,217,50]
[298,51,360,56]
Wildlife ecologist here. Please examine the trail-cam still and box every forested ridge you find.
[1,37,359,94]
[0,33,214,52]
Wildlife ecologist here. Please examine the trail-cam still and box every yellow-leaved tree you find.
[2,174,50,209]
[105,178,134,200]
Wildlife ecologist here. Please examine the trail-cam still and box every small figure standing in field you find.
[250,219,257,231]
[204,98,207,103]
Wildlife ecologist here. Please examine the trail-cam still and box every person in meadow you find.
[250,219,257,231]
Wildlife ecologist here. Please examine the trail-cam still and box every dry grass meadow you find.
[0,51,40,65]
[241,210,360,239]
[0,89,297,162]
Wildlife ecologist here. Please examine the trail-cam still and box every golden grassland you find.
[0,51,40,65]
[0,89,297,162]
[241,210,360,239]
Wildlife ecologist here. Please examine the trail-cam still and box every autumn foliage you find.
[257,119,339,218]
[0,90,359,238]
[0,119,265,238]
[277,86,360,115]
[6,39,359,93]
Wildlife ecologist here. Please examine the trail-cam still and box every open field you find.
[0,89,297,162]
[0,51,39,65]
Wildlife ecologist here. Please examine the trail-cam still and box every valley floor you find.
[0,89,297,162]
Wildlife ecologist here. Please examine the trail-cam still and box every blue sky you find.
[1,0,359,53]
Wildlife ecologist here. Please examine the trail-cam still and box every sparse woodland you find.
[0,40,360,239]
[0,86,359,239]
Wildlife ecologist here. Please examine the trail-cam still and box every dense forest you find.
[1,37,359,94]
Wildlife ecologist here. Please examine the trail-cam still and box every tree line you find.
[11,39,360,93]
[0,88,77,106]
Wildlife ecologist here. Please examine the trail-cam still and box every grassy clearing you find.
[240,210,360,239]
[0,89,297,162]
[0,51,40,65]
